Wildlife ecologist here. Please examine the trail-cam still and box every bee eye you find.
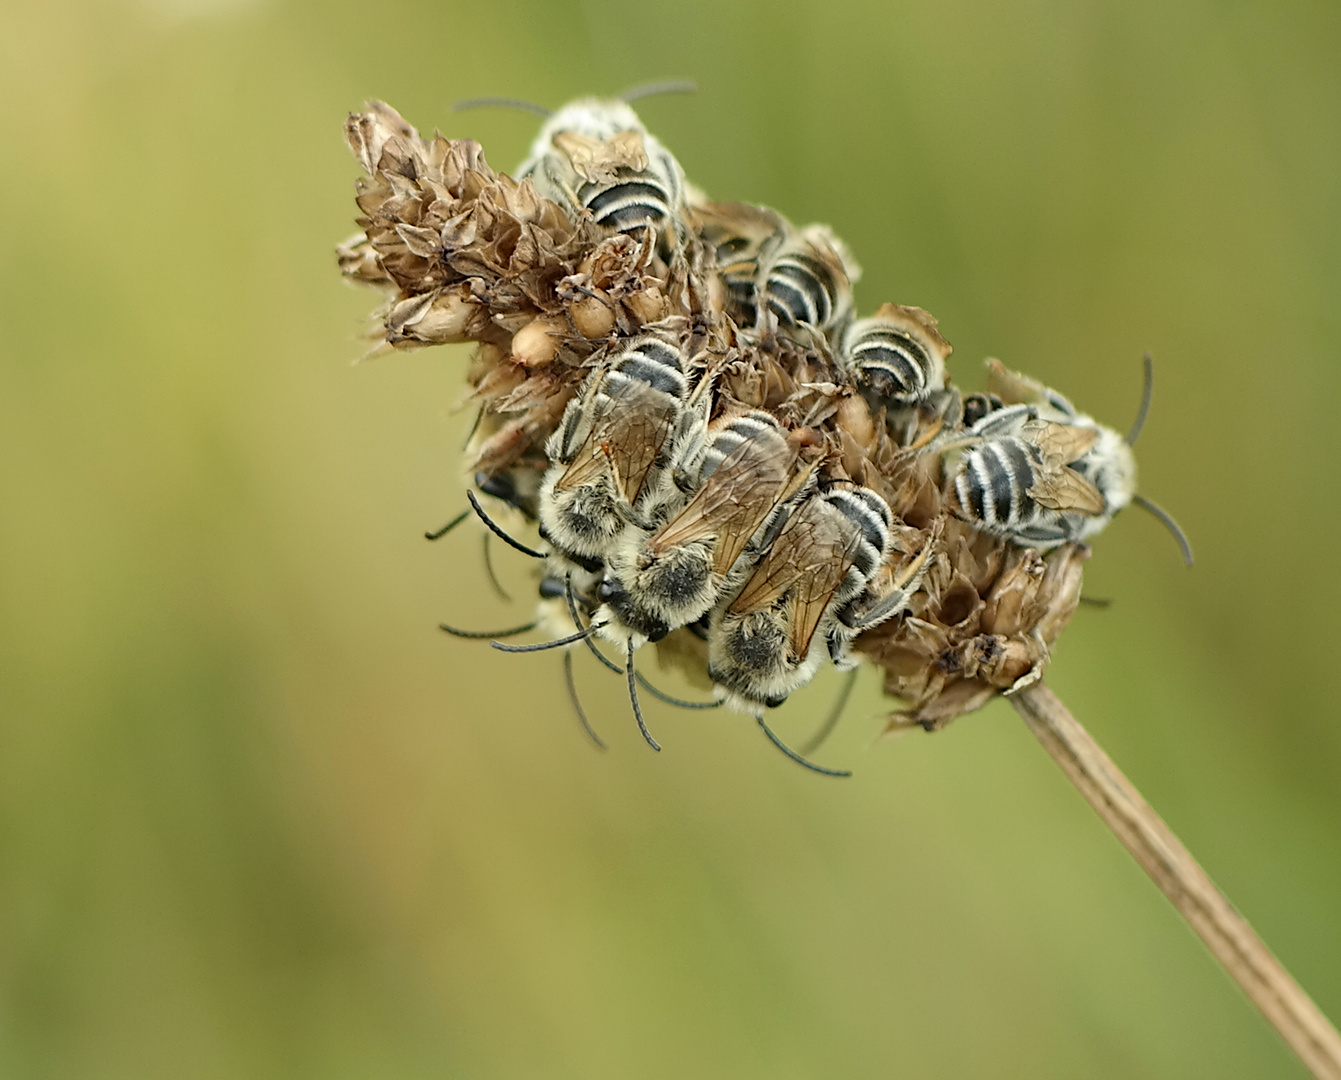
[597,578,624,603]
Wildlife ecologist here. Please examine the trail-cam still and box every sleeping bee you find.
[760,224,859,341]
[538,334,701,571]
[690,203,858,343]
[516,97,688,252]
[840,303,951,409]
[942,358,1190,561]
[594,410,814,646]
[706,485,930,714]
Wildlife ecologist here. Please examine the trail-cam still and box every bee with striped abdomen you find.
[840,303,951,409]
[516,97,688,252]
[538,334,703,571]
[594,410,816,646]
[706,485,913,714]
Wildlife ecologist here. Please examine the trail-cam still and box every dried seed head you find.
[338,100,1113,736]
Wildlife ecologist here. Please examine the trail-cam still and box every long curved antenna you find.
[562,650,607,750]
[564,574,624,674]
[491,623,605,653]
[756,717,852,778]
[799,668,858,755]
[626,641,661,751]
[1132,494,1194,566]
[634,672,720,710]
[426,508,470,541]
[467,490,547,559]
[481,533,511,602]
[440,620,537,640]
[1127,352,1155,446]
[452,96,551,117]
[621,80,697,103]
[1077,595,1114,609]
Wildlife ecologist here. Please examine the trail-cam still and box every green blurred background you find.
[2,0,1339,1076]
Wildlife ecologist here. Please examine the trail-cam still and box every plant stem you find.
[1012,682,1341,1080]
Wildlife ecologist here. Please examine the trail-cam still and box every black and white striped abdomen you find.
[580,174,675,234]
[826,487,894,586]
[605,336,690,398]
[844,322,940,405]
[764,250,839,329]
[696,412,786,483]
[954,437,1041,533]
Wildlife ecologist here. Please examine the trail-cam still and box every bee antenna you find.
[440,620,537,640]
[799,668,858,755]
[1126,352,1155,446]
[481,533,512,602]
[467,490,547,559]
[620,80,697,103]
[626,641,662,751]
[451,96,552,117]
[1077,595,1115,609]
[634,672,720,710]
[1131,494,1194,566]
[562,650,607,750]
[425,507,470,541]
[565,574,624,674]
[756,717,852,778]
[491,623,606,653]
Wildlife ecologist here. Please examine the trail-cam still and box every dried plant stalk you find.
[1013,683,1341,1080]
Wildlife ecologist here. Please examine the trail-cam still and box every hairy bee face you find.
[706,486,894,714]
[539,335,697,570]
[516,98,687,249]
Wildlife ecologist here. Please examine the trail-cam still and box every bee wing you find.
[552,130,649,183]
[553,378,677,503]
[986,358,1078,418]
[690,201,788,259]
[728,503,852,659]
[652,444,795,576]
[1029,465,1107,515]
[1023,419,1100,466]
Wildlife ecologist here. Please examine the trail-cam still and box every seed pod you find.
[386,286,485,346]
[510,315,570,367]
[568,292,616,339]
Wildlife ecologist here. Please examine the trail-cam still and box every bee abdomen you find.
[828,488,893,580]
[582,179,674,234]
[955,438,1038,530]
[697,412,785,481]
[765,252,837,328]
[611,337,689,398]
[849,327,934,404]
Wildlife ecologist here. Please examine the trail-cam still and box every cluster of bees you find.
[337,87,1189,775]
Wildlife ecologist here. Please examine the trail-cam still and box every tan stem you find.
[1012,682,1341,1080]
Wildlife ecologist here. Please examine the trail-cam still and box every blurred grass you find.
[1,0,1338,1076]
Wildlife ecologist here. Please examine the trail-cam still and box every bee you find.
[538,334,701,571]
[760,224,859,340]
[942,357,1191,561]
[690,203,857,342]
[594,410,814,645]
[515,97,687,250]
[840,303,951,408]
[706,485,927,713]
